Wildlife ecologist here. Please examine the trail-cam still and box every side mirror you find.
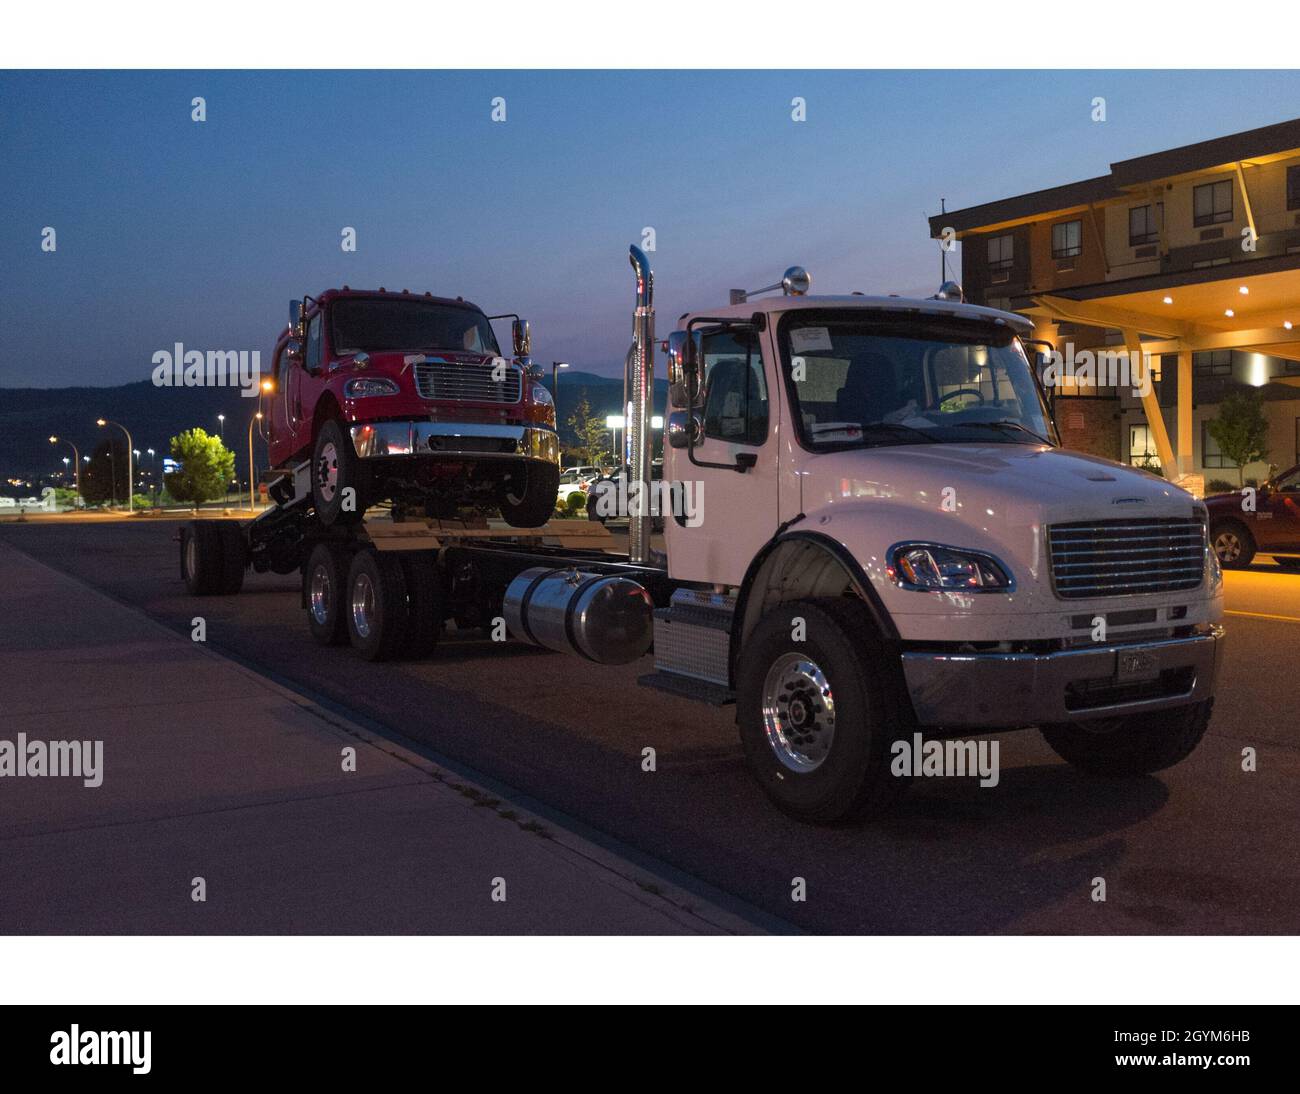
[512,318,531,358]
[289,299,303,337]
[666,330,699,408]
[284,340,303,366]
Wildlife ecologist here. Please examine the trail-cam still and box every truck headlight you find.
[530,382,553,408]
[345,377,400,398]
[888,543,1014,592]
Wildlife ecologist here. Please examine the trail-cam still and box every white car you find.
[556,466,601,506]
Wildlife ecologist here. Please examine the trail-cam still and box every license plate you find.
[1116,647,1160,683]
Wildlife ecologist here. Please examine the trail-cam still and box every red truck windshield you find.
[330,298,501,356]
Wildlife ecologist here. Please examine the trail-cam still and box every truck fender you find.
[731,530,899,687]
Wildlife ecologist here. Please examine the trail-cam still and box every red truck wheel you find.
[498,461,560,528]
[313,419,370,526]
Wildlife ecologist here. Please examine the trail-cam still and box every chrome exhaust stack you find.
[627,244,655,566]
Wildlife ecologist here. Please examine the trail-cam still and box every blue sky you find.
[4,70,1300,387]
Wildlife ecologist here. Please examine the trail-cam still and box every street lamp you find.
[551,360,569,395]
[247,410,263,511]
[49,435,80,497]
[147,448,157,505]
[217,413,226,440]
[97,418,134,513]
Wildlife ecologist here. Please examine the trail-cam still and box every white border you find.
[1,2,1295,70]
[2,937,1297,1004]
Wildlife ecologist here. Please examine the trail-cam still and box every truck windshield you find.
[331,298,501,355]
[778,313,1055,450]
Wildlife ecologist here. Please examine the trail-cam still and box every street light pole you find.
[97,419,134,513]
[551,360,569,396]
[247,411,263,511]
[48,436,80,497]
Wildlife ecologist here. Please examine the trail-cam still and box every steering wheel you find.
[938,387,986,410]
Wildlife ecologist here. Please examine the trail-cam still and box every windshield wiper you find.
[959,420,1052,446]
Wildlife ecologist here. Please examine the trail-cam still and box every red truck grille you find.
[1047,517,1206,599]
[413,361,522,404]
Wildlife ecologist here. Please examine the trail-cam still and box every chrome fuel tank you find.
[503,567,654,664]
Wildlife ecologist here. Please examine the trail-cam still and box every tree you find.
[165,428,235,506]
[1206,389,1270,486]
[566,392,613,466]
[81,438,129,505]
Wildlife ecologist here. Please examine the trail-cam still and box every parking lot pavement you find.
[0,541,763,935]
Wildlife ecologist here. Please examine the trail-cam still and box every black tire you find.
[344,548,409,661]
[1275,556,1300,571]
[736,597,909,824]
[1040,699,1213,777]
[304,542,352,646]
[499,461,561,528]
[181,520,224,596]
[1211,519,1255,568]
[398,553,443,659]
[215,522,246,595]
[312,418,369,527]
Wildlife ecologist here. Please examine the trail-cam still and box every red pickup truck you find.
[267,288,560,526]
[1206,463,1300,569]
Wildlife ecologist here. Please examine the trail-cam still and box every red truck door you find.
[1257,465,1300,551]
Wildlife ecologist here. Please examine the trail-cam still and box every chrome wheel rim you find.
[310,564,332,626]
[1214,530,1241,563]
[761,652,836,773]
[317,441,339,503]
[351,572,375,639]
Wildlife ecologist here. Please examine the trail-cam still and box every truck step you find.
[637,671,735,707]
[652,588,736,688]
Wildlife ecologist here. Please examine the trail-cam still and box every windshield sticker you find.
[790,326,833,353]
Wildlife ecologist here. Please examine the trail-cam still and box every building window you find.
[1051,220,1082,259]
[1129,204,1161,246]
[1202,420,1236,469]
[1193,180,1233,227]
[1288,166,1300,211]
[987,234,1014,281]
[1193,350,1233,377]
[1129,424,1160,470]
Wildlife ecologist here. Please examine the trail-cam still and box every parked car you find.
[556,467,599,506]
[586,460,664,529]
[1206,463,1300,568]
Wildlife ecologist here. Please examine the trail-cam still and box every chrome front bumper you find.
[900,627,1223,728]
[350,421,559,463]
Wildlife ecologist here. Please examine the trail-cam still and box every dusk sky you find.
[4,69,1300,389]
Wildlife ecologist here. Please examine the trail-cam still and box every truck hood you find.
[801,442,1197,528]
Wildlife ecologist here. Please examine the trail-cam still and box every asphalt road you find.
[4,518,1298,934]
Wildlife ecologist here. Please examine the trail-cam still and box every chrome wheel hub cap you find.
[317,442,339,503]
[351,572,375,639]
[310,564,332,625]
[761,653,836,773]
[1214,531,1240,563]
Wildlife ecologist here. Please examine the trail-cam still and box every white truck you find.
[181,245,1224,824]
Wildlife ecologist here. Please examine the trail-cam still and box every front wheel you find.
[1039,699,1213,776]
[1211,520,1255,568]
[736,597,908,824]
[313,418,369,527]
[498,461,560,528]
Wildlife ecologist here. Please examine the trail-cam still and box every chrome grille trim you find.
[413,360,523,404]
[1048,517,1205,599]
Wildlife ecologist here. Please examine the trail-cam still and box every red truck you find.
[267,288,560,526]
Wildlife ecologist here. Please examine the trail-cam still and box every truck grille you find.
[413,360,522,404]
[1047,517,1205,599]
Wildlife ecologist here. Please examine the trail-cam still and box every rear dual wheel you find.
[342,548,443,661]
[181,520,245,596]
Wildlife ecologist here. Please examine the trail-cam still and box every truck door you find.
[1258,465,1300,550]
[284,310,322,459]
[668,326,779,586]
